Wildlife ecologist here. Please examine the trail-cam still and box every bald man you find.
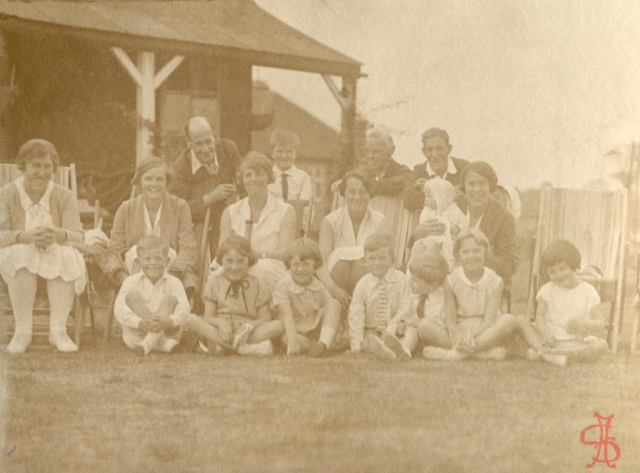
[168,117,241,254]
[359,129,410,196]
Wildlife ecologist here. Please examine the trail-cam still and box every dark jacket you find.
[167,139,241,251]
[370,158,411,197]
[402,156,470,210]
[457,198,519,283]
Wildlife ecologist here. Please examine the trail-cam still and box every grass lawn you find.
[1,330,639,473]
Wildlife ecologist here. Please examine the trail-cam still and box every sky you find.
[253,0,640,189]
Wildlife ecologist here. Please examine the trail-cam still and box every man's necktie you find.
[281,173,289,201]
[376,279,388,332]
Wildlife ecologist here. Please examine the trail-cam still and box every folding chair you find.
[629,255,640,354]
[0,162,96,348]
[527,187,627,354]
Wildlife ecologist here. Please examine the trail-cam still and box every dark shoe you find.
[308,342,328,358]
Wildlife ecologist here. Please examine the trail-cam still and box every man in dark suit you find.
[362,128,411,196]
[403,127,469,210]
[168,117,241,255]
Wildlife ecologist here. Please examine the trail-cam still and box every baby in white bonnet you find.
[414,177,468,269]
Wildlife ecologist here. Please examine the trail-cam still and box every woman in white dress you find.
[219,153,297,291]
[318,171,390,308]
[0,139,86,354]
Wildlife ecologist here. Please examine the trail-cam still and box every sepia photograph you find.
[0,0,639,471]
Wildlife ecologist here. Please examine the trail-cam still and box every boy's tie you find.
[376,278,388,333]
[281,173,289,201]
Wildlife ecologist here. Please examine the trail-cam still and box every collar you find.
[426,158,457,178]
[374,267,398,284]
[237,194,279,224]
[15,176,54,212]
[456,266,492,287]
[191,149,219,175]
[137,270,169,287]
[287,274,324,294]
[274,164,297,177]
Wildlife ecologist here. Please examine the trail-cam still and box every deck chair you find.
[331,191,419,269]
[527,187,627,354]
[629,256,640,354]
[0,162,98,348]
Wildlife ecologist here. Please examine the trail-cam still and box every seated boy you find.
[348,233,413,360]
[114,235,190,356]
[273,238,341,357]
[267,128,313,234]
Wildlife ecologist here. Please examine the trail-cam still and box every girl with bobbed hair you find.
[0,139,86,353]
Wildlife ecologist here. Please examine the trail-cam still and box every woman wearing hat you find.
[411,161,518,285]
[105,157,198,295]
[0,139,86,353]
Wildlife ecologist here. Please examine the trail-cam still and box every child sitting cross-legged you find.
[272,238,341,357]
[114,235,191,356]
[514,240,609,365]
[185,235,284,355]
[348,233,413,360]
[422,228,517,361]
[402,252,450,355]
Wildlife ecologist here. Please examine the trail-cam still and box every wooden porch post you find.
[341,75,357,170]
[111,48,184,165]
[321,74,358,170]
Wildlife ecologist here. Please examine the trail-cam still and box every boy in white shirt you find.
[267,128,313,234]
[114,235,191,356]
[348,233,413,360]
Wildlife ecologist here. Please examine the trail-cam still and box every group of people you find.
[0,120,609,364]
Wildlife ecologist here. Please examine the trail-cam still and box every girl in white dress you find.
[0,139,86,354]
[422,228,516,361]
[514,240,608,364]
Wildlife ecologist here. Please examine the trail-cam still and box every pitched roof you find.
[252,86,341,162]
[0,0,361,77]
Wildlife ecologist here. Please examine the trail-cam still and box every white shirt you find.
[268,164,312,201]
[114,271,190,329]
[348,268,413,351]
[190,149,219,176]
[227,194,293,254]
[426,158,458,180]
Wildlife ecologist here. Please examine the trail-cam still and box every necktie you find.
[281,173,289,201]
[245,220,253,243]
[376,278,388,332]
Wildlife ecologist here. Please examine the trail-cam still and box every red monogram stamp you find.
[579,413,621,469]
